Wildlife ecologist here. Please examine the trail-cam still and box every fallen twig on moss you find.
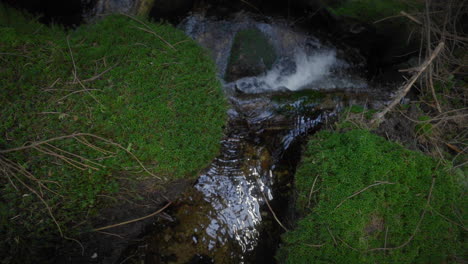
[307,174,320,208]
[335,181,395,210]
[371,42,445,124]
[0,156,64,237]
[367,177,436,251]
[121,14,176,51]
[0,133,160,179]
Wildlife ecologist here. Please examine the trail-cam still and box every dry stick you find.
[336,236,359,251]
[256,179,289,232]
[0,157,64,237]
[326,226,337,246]
[66,36,102,105]
[371,42,445,124]
[430,205,468,231]
[67,64,117,85]
[2,155,62,197]
[76,136,115,155]
[240,0,262,13]
[93,202,172,231]
[307,174,320,208]
[64,236,85,256]
[56,89,101,102]
[425,0,443,113]
[400,11,423,25]
[304,243,325,248]
[368,177,436,251]
[384,226,389,251]
[120,14,176,50]
[44,143,105,168]
[0,133,159,179]
[335,181,395,210]
[34,145,90,171]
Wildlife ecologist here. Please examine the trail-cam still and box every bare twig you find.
[66,64,117,85]
[256,178,289,232]
[0,133,160,179]
[120,14,176,50]
[335,181,395,210]
[307,174,320,208]
[0,157,64,237]
[93,202,172,231]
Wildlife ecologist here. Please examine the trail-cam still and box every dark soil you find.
[53,179,194,264]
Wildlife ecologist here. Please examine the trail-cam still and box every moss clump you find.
[0,5,227,261]
[277,130,464,263]
[225,28,276,81]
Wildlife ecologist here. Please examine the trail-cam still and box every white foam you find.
[231,48,367,94]
[262,50,337,91]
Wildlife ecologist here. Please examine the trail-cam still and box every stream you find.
[124,12,391,264]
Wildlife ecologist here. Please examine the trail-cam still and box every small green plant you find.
[277,130,464,263]
[415,115,433,136]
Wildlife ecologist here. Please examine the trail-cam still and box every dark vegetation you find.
[277,0,467,262]
[0,5,227,262]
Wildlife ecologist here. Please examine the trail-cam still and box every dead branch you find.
[93,201,172,231]
[371,42,445,124]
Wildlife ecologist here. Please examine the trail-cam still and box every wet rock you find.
[225,28,277,82]
[87,0,157,19]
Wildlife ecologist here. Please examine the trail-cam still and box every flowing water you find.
[128,13,390,264]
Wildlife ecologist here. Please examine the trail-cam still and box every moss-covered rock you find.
[225,28,276,82]
[277,130,465,263]
[0,5,227,261]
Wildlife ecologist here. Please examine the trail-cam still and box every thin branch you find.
[256,179,289,232]
[93,202,172,231]
[0,133,160,179]
[307,174,320,208]
[120,14,176,51]
[0,157,63,237]
[335,181,395,210]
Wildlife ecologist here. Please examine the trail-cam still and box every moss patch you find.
[225,28,276,81]
[0,5,227,261]
[277,130,465,263]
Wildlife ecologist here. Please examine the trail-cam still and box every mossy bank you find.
[0,5,227,262]
[277,130,466,263]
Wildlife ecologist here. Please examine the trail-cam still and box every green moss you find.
[0,5,227,260]
[277,130,465,263]
[225,28,276,81]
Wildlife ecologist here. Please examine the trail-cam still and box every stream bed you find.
[123,12,392,264]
